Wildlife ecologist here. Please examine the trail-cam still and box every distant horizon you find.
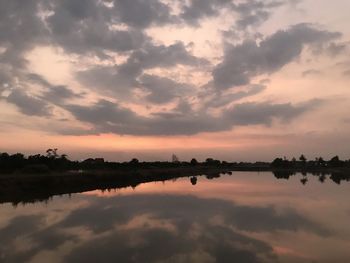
[1,148,348,163]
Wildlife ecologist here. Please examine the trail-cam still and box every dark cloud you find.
[235,9,270,29]
[112,0,176,28]
[0,67,12,92]
[65,225,274,263]
[42,85,83,104]
[214,24,341,90]
[139,74,193,104]
[343,69,350,77]
[26,73,83,104]
[63,98,320,135]
[26,73,53,88]
[0,0,47,66]
[77,41,206,96]
[180,0,283,29]
[126,41,207,69]
[6,89,52,117]
[203,84,267,108]
[180,0,230,26]
[233,1,284,30]
[326,42,348,56]
[64,99,225,135]
[46,0,147,56]
[0,73,82,117]
[0,214,44,263]
[227,99,322,126]
[302,69,322,77]
[65,99,139,128]
[0,214,42,243]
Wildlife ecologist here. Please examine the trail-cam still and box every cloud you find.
[302,69,322,77]
[0,67,12,92]
[5,89,52,117]
[326,42,348,56]
[26,73,83,104]
[77,41,207,96]
[138,74,193,104]
[180,0,230,26]
[227,99,322,126]
[203,84,267,108]
[0,72,82,117]
[233,1,284,30]
[26,73,84,105]
[343,69,350,77]
[214,23,341,90]
[64,99,225,135]
[65,99,139,126]
[63,98,320,136]
[46,0,148,56]
[180,0,283,29]
[0,0,347,141]
[0,0,47,61]
[112,0,176,28]
[0,215,43,243]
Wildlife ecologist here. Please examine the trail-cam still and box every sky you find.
[0,0,349,161]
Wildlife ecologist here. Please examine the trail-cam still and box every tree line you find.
[271,154,349,168]
[0,149,349,174]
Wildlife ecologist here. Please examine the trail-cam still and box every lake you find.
[0,171,349,263]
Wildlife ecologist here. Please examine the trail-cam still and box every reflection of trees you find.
[299,154,307,164]
[190,176,197,185]
[330,173,350,185]
[272,170,295,179]
[273,169,350,185]
[300,177,308,185]
[205,173,221,180]
[318,174,326,183]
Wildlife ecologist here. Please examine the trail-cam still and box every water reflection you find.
[190,176,197,185]
[272,170,350,185]
[0,194,330,263]
[0,172,350,263]
[1,171,349,206]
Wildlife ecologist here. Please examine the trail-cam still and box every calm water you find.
[1,172,350,263]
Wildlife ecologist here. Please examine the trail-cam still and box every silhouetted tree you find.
[271,158,283,167]
[190,158,198,165]
[205,158,221,166]
[46,148,59,159]
[172,154,179,163]
[271,157,292,168]
[129,158,139,165]
[315,157,325,167]
[299,154,306,162]
[329,156,342,167]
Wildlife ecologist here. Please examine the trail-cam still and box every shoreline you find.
[0,166,349,205]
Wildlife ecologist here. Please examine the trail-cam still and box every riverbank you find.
[0,165,349,205]
[0,166,232,205]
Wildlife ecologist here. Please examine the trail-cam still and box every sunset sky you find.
[0,0,349,161]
